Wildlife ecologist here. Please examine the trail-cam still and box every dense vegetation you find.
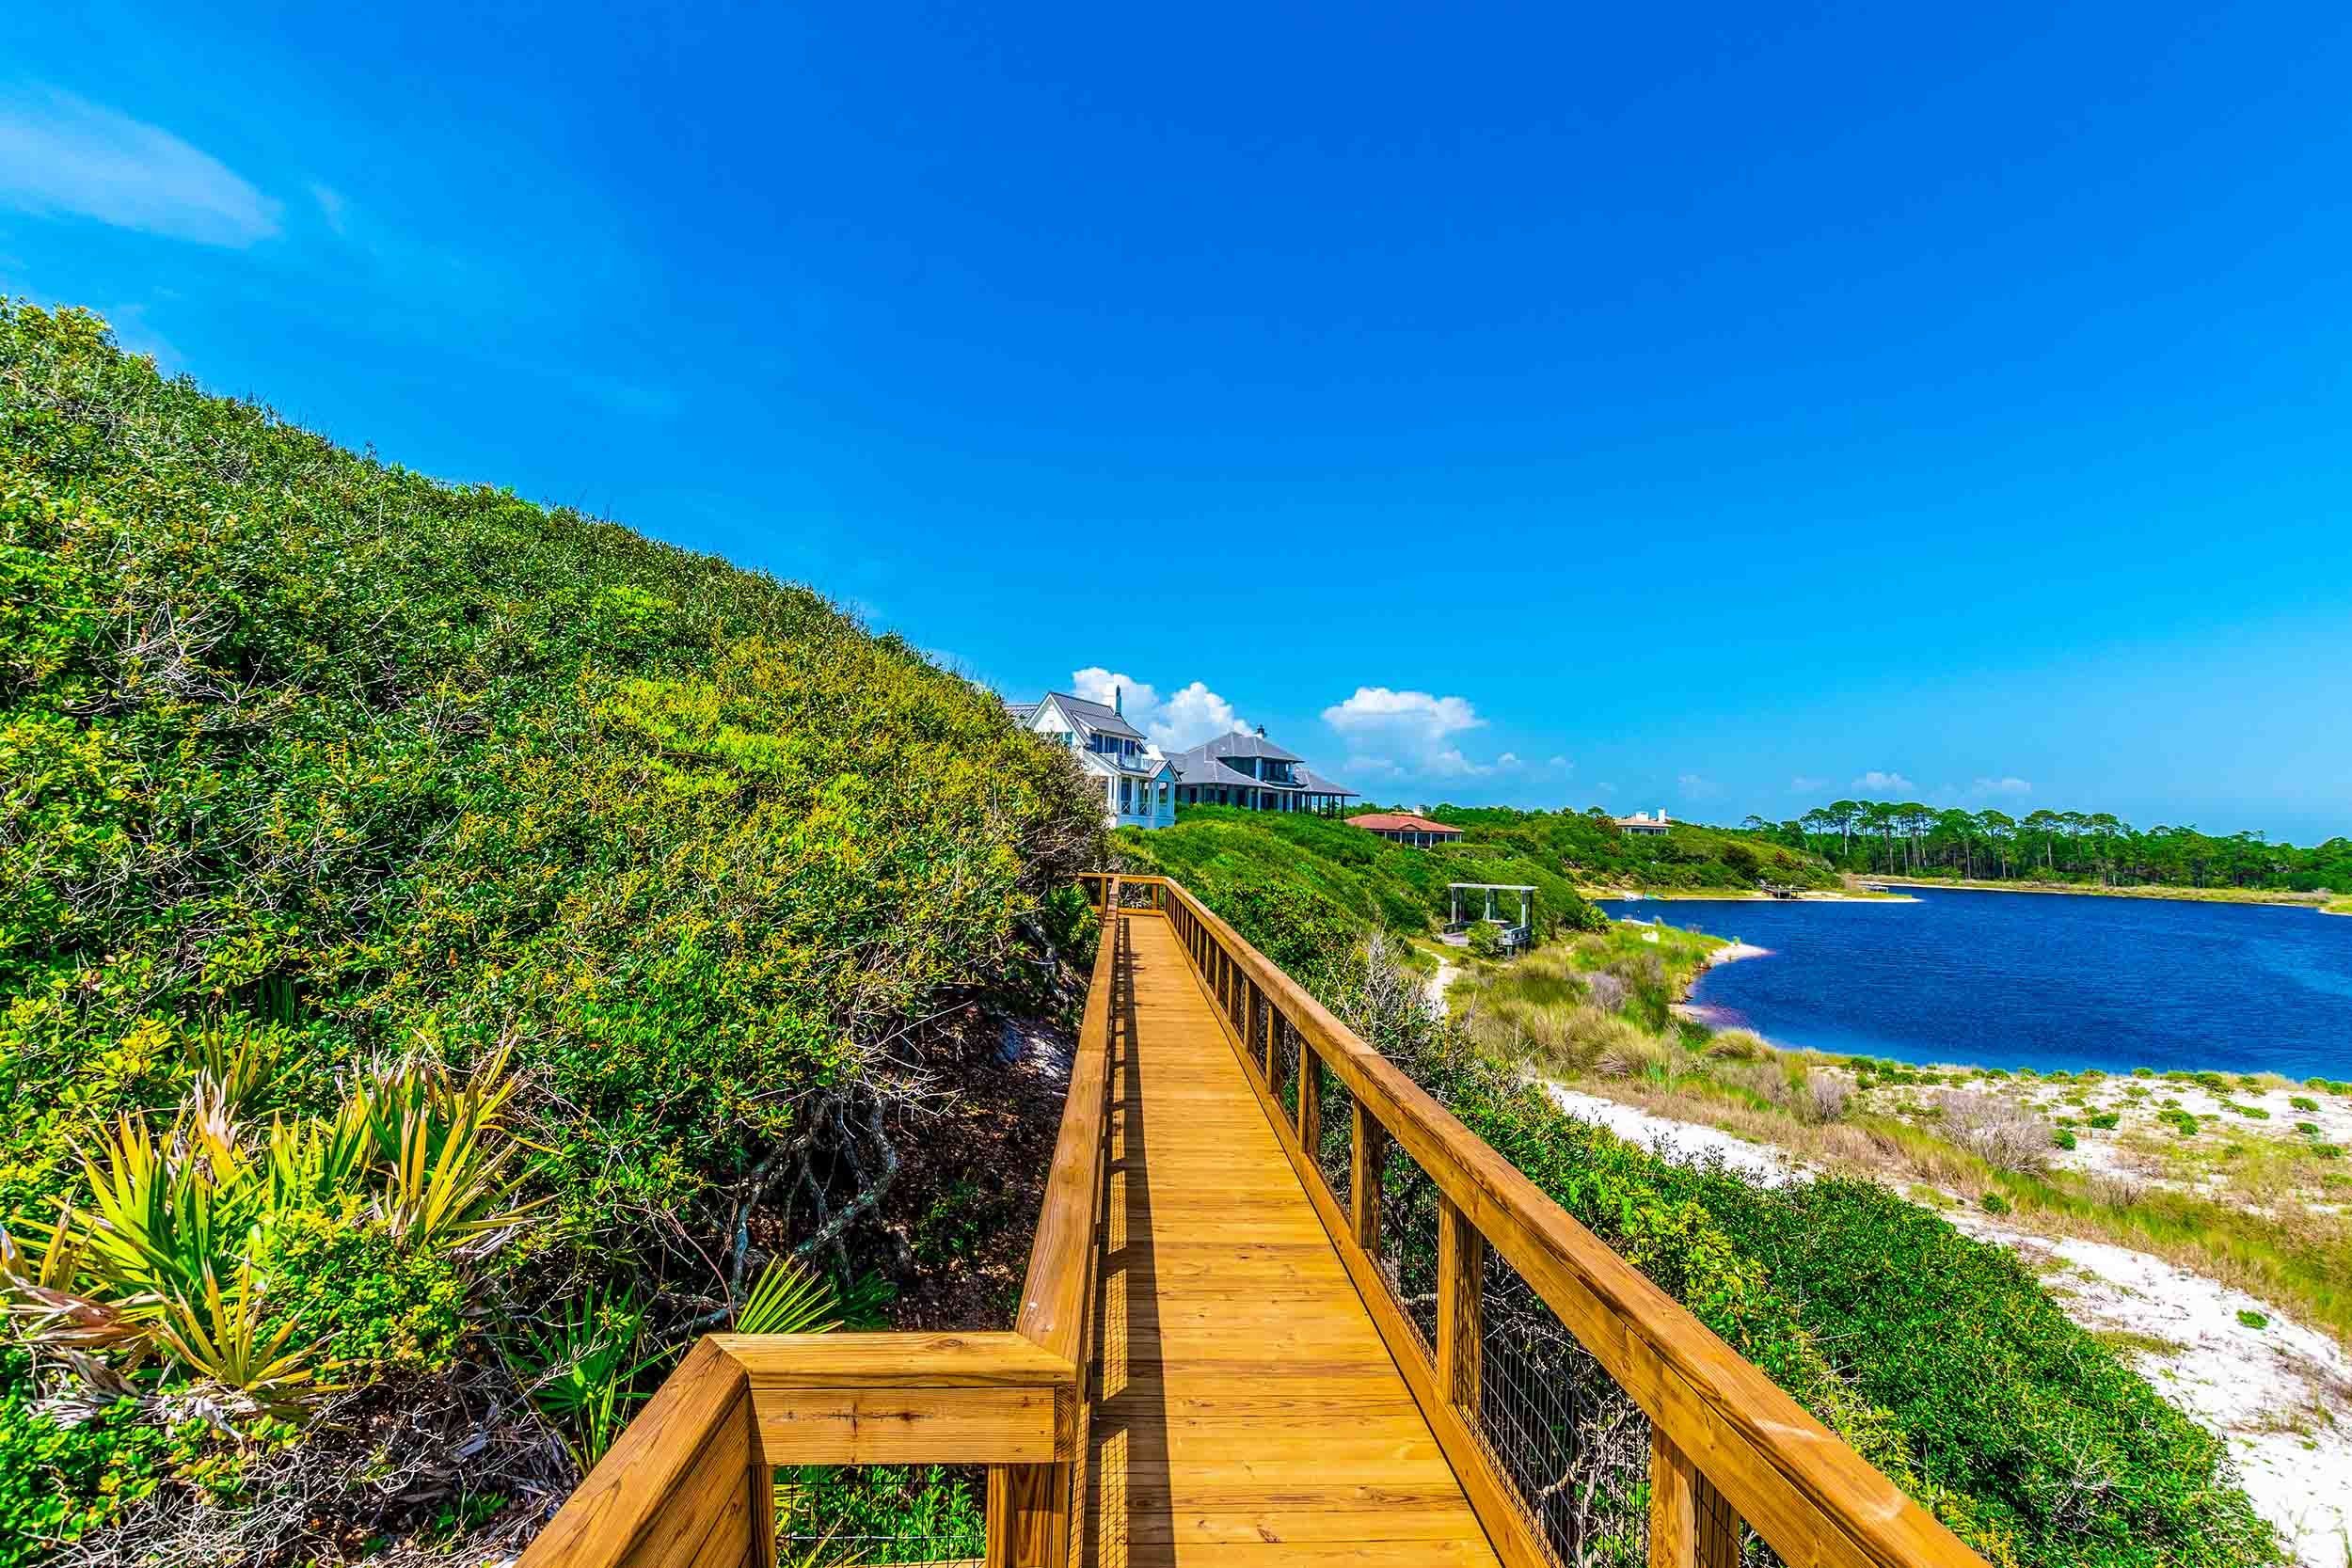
[0,303,1103,1563]
[1417,803,1842,892]
[1180,868,2282,1568]
[1745,799,2352,892]
[1113,804,1610,954]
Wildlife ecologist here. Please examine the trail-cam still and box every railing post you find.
[1436,1195,1483,1414]
[1647,1428,1739,1568]
[1351,1104,1385,1254]
[1650,1426,1697,1568]
[989,1462,1067,1568]
[750,1451,776,1568]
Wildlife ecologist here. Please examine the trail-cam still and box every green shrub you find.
[775,1465,984,1563]
[0,1389,197,1567]
[2131,1067,2153,1078]
[251,1202,468,1373]
[2234,1309,2268,1330]
[2313,1144,2344,1160]
[1980,1191,2011,1214]
[2289,1096,2319,1113]
[2088,1112,2121,1130]
[2051,1131,2077,1150]
[2296,1122,2321,1136]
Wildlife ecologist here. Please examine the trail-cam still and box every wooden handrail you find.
[990,875,1122,1566]
[518,1334,1076,1568]
[1127,871,1988,1568]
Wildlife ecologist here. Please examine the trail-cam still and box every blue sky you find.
[8,2,2352,841]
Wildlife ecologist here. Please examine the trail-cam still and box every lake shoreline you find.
[1614,907,2352,1088]
[1603,886,2352,1083]
[1580,886,1915,903]
[1866,876,2330,909]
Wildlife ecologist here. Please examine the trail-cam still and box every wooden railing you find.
[516,887,1122,1568]
[1132,871,1987,1568]
[515,1332,1076,1568]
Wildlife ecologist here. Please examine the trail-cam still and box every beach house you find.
[1164,727,1357,816]
[1011,689,1177,830]
[1347,811,1464,847]
[1615,809,1674,836]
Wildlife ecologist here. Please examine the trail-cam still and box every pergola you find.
[1446,883,1535,950]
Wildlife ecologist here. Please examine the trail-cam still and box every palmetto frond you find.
[151,1261,332,1419]
[0,1215,150,1353]
[733,1256,842,1336]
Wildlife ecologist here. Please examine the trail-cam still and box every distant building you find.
[1615,809,1674,837]
[1013,689,1176,831]
[1348,812,1463,847]
[1164,727,1357,816]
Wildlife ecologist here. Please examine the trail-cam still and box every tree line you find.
[1739,800,2352,891]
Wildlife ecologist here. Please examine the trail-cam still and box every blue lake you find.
[1595,889,2352,1079]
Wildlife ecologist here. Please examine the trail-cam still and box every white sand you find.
[1537,1082,2352,1566]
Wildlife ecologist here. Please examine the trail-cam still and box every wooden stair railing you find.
[516,881,1122,1568]
[1131,871,1989,1568]
[515,1333,1076,1568]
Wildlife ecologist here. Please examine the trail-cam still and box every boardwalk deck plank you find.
[1075,914,1502,1567]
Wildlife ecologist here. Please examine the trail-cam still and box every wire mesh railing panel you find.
[774,1465,987,1565]
[1310,1056,1352,1210]
[1371,1132,1441,1356]
[1274,1015,1303,1117]
[1695,1473,1770,1568]
[1471,1244,1652,1568]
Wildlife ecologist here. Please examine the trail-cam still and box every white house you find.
[1010,689,1177,831]
[1615,809,1674,837]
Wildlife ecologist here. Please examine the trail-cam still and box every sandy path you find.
[1537,1083,2352,1567]
[1426,956,1456,1014]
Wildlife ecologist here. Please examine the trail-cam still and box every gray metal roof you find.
[1187,729,1304,764]
[1040,691,1147,742]
[1294,767,1358,798]
[1166,737,1355,798]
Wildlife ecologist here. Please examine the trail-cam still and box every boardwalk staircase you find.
[518,876,1987,1568]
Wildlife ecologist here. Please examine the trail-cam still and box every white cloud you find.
[1595,782,1618,797]
[1427,749,1495,778]
[1323,687,1483,739]
[308,180,348,236]
[1321,686,1512,778]
[0,87,281,246]
[1070,668,1248,752]
[1344,754,1405,780]
[1970,776,2033,798]
[1677,772,1724,800]
[1788,775,1828,795]
[1547,755,1573,772]
[1851,770,1916,795]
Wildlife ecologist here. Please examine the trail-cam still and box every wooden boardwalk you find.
[521,876,1988,1568]
[1074,912,1502,1566]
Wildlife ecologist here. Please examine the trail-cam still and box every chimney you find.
[1113,685,1122,715]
